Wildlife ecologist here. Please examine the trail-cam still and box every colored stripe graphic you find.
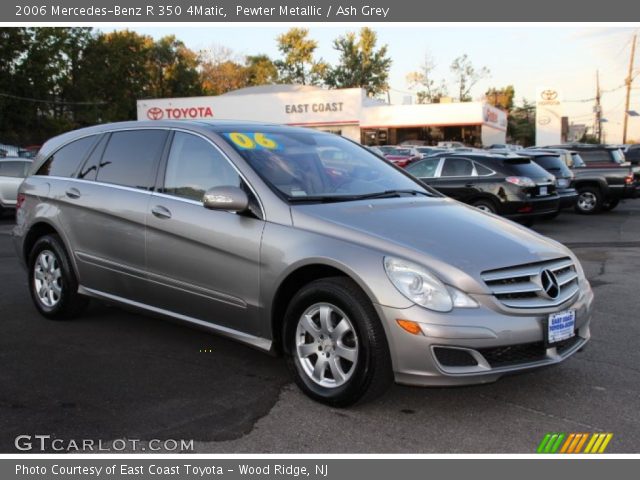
[538,433,613,453]
[560,433,576,453]
[574,433,589,453]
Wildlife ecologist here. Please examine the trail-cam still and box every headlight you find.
[384,257,478,312]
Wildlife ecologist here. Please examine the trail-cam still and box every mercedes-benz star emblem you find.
[540,269,560,299]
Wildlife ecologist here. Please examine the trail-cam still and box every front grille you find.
[478,336,583,369]
[433,347,478,367]
[478,342,546,368]
[481,257,580,309]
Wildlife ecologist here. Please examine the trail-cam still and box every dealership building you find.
[137,85,507,146]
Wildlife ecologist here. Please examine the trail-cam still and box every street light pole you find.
[623,33,637,144]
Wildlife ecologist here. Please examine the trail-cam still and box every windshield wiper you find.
[348,189,436,200]
[287,189,435,204]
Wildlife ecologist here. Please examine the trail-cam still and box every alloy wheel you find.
[578,192,597,212]
[33,250,63,307]
[295,303,359,388]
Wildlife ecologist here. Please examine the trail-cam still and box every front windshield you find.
[219,129,427,201]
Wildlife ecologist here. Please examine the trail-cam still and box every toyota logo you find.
[540,269,560,300]
[541,90,558,101]
[147,107,164,120]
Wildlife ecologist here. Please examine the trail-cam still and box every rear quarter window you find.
[36,136,97,178]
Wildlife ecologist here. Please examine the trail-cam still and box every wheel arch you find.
[22,221,77,277]
[269,261,378,354]
[573,178,608,195]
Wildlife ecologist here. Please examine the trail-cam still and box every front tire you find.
[283,277,393,407]
[28,234,88,320]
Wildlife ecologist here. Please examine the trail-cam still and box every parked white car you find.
[0,158,32,215]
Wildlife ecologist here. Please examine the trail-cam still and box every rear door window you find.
[95,130,168,190]
[406,158,441,178]
[36,136,97,178]
[440,158,473,177]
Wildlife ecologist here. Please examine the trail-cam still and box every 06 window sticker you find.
[224,132,280,150]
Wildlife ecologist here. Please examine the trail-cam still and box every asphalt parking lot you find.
[0,203,639,453]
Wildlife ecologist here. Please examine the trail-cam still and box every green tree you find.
[450,54,490,102]
[325,27,391,97]
[406,53,448,104]
[199,45,249,95]
[507,99,535,146]
[75,30,155,123]
[148,35,202,98]
[245,54,279,86]
[485,85,515,111]
[0,28,29,144]
[275,28,327,85]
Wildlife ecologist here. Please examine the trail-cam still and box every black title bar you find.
[3,0,640,22]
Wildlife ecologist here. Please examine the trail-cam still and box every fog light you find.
[396,319,423,335]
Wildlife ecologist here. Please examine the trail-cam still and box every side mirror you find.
[202,186,249,212]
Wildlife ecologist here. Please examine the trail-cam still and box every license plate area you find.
[538,185,548,196]
[545,310,576,346]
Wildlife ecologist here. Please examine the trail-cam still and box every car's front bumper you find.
[375,284,594,386]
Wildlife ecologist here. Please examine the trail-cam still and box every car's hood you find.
[291,197,572,293]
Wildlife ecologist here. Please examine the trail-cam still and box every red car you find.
[383,146,421,168]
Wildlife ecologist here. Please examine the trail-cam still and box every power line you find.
[0,92,106,106]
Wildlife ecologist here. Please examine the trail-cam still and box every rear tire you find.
[28,234,88,320]
[282,277,393,407]
[575,187,603,214]
[471,199,497,214]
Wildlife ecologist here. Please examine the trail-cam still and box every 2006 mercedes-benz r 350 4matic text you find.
[13,121,594,406]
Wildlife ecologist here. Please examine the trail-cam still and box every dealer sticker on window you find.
[224,132,280,151]
[547,309,576,344]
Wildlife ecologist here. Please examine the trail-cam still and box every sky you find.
[120,25,640,143]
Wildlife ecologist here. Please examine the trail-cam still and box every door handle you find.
[65,187,81,199]
[151,205,172,219]
[465,183,475,187]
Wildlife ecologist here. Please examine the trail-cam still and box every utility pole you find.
[595,70,602,144]
[622,33,637,144]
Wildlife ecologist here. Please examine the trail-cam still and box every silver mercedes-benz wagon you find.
[13,121,593,406]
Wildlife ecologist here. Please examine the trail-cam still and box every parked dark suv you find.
[624,144,640,165]
[546,144,625,168]
[405,152,559,222]
[520,151,578,216]
[533,147,639,213]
